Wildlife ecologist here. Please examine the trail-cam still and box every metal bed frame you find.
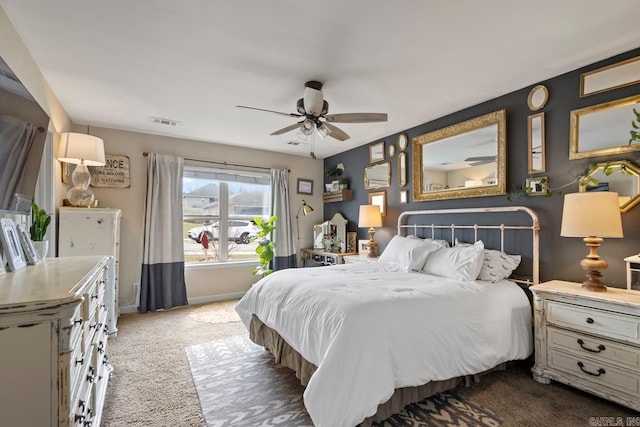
[397,206,540,285]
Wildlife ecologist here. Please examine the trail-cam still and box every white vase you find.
[32,240,49,259]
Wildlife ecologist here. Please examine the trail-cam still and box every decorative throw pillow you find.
[380,235,443,271]
[477,249,521,282]
[421,240,484,281]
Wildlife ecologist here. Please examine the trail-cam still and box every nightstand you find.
[530,280,640,411]
[343,254,379,264]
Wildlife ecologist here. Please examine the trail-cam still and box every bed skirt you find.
[249,314,502,426]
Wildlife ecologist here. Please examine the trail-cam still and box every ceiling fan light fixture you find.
[317,123,331,139]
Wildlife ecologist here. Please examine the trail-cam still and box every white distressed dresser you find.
[0,256,114,426]
[59,207,121,334]
[531,280,640,411]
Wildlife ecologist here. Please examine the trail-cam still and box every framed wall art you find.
[0,219,27,271]
[297,178,313,195]
[358,240,370,255]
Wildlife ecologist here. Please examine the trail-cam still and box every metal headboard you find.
[397,206,540,285]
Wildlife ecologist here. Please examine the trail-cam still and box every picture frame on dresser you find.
[0,218,27,271]
[15,223,40,265]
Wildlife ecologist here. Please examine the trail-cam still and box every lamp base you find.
[580,236,608,292]
[367,227,378,258]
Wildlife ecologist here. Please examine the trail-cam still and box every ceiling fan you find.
[237,81,387,157]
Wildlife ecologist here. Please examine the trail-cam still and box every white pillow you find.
[477,249,521,282]
[380,235,443,271]
[406,234,450,247]
[421,240,484,281]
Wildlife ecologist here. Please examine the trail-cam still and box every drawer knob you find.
[577,339,605,353]
[577,361,605,377]
[586,317,594,324]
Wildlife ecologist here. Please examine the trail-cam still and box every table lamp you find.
[560,192,623,292]
[58,132,106,207]
[359,204,382,258]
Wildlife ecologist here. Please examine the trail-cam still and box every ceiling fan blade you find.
[464,156,496,162]
[324,113,388,123]
[323,122,350,141]
[237,105,302,118]
[270,122,302,136]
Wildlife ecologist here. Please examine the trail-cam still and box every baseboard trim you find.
[118,291,247,314]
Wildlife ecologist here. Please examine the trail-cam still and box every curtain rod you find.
[142,152,289,172]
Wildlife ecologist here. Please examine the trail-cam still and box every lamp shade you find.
[58,132,106,166]
[358,205,382,228]
[301,202,314,215]
[561,192,623,238]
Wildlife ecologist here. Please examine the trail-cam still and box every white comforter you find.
[235,262,532,427]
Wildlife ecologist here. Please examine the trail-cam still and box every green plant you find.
[250,215,278,277]
[507,162,633,200]
[630,107,640,145]
[30,202,51,241]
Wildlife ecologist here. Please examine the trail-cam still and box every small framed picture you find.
[368,191,387,216]
[0,219,27,271]
[331,180,340,192]
[297,178,313,195]
[347,232,357,253]
[369,142,384,163]
[358,240,370,255]
[400,190,408,204]
[526,177,549,196]
[16,224,40,265]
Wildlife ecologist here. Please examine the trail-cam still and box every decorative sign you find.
[90,155,130,188]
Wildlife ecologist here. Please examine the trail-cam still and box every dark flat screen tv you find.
[0,56,50,214]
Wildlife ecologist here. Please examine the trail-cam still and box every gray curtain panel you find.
[139,153,188,313]
[270,169,296,270]
[0,115,38,210]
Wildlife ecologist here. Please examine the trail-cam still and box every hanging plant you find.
[630,107,640,145]
[507,162,632,200]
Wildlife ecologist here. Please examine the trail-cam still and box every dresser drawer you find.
[548,349,640,396]
[547,326,640,371]
[546,301,640,344]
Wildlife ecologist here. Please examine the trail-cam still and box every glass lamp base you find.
[67,187,95,207]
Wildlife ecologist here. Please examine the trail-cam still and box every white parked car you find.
[188,220,258,244]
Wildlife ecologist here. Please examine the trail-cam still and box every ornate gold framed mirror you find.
[364,162,391,190]
[578,160,640,213]
[398,152,407,187]
[527,85,549,111]
[569,93,640,159]
[398,133,408,151]
[412,109,506,202]
[528,112,545,173]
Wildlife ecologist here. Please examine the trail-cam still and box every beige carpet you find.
[189,299,241,324]
[102,301,638,426]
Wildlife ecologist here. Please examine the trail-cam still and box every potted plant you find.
[338,178,349,190]
[30,202,51,258]
[250,215,278,277]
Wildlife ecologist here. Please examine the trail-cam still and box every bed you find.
[235,206,540,427]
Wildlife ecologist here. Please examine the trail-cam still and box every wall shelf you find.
[323,189,352,203]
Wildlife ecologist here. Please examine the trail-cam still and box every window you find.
[183,164,270,264]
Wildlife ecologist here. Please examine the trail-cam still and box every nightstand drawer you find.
[546,301,640,344]
[547,326,640,370]
[548,349,640,396]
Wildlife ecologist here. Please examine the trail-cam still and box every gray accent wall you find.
[324,47,640,288]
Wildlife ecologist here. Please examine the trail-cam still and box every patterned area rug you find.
[185,335,502,427]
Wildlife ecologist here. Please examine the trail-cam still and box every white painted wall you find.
[70,126,324,310]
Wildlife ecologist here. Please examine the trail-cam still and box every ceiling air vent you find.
[149,117,180,127]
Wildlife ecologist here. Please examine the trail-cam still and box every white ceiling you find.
[2,0,640,159]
